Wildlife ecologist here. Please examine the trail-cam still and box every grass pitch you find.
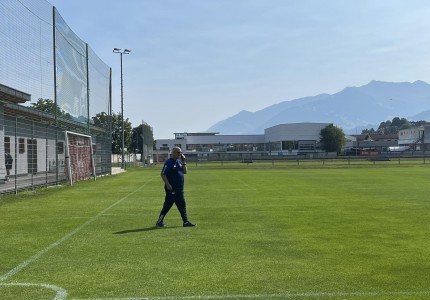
[0,164,430,300]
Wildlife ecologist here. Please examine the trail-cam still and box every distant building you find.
[352,133,398,152]
[347,126,430,154]
[398,125,430,151]
[154,123,331,162]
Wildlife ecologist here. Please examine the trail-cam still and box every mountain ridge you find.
[207,80,430,134]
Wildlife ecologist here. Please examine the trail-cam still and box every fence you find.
[111,154,148,169]
[0,0,112,194]
[186,155,429,168]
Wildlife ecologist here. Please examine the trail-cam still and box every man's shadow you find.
[113,226,180,234]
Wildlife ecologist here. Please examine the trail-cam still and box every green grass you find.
[1,164,430,299]
[189,156,428,169]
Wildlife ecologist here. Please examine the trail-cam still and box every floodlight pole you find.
[113,48,131,169]
[144,120,145,166]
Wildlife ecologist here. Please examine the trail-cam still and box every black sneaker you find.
[183,221,196,227]
[155,222,167,228]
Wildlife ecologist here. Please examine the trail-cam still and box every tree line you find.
[320,117,428,153]
[361,117,427,135]
[31,98,154,158]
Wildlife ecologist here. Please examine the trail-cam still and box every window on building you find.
[298,141,316,151]
[57,142,64,154]
[160,144,170,150]
[282,141,298,150]
[4,137,11,154]
[19,138,25,153]
[186,144,197,151]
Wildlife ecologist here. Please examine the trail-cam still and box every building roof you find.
[352,133,398,141]
[3,103,106,134]
[174,132,219,136]
[0,83,31,104]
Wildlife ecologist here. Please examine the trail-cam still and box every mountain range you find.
[207,80,430,135]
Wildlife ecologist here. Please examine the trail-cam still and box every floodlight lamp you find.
[113,48,121,53]
[124,49,131,54]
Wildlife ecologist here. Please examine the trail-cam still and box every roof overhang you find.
[0,84,31,104]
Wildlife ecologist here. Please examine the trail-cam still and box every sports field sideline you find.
[0,164,429,300]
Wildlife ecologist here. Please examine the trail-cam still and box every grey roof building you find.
[155,123,331,159]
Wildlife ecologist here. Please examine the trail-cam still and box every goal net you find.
[65,131,96,185]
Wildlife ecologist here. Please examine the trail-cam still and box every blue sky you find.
[48,0,430,139]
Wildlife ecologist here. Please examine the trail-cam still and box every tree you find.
[31,98,73,120]
[320,124,346,153]
[131,122,154,161]
[92,112,110,129]
[361,117,427,135]
[111,112,132,154]
[411,120,428,127]
[391,117,402,128]
[361,128,376,134]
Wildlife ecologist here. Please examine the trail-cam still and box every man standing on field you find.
[156,146,196,228]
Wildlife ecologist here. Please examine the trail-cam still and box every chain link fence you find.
[1,0,112,194]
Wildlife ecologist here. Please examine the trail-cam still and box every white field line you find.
[0,178,153,283]
[72,290,430,300]
[0,282,67,300]
[186,188,256,194]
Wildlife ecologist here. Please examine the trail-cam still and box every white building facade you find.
[398,125,430,151]
[155,123,331,159]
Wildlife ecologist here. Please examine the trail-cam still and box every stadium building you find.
[155,123,331,162]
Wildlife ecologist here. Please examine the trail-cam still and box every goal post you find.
[64,131,96,185]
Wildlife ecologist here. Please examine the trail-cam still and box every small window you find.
[57,142,64,154]
[19,138,25,153]
[4,137,11,154]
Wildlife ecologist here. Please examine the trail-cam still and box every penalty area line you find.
[0,178,153,283]
[0,282,67,300]
[71,290,430,300]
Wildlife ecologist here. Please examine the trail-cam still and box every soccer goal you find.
[64,131,96,185]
